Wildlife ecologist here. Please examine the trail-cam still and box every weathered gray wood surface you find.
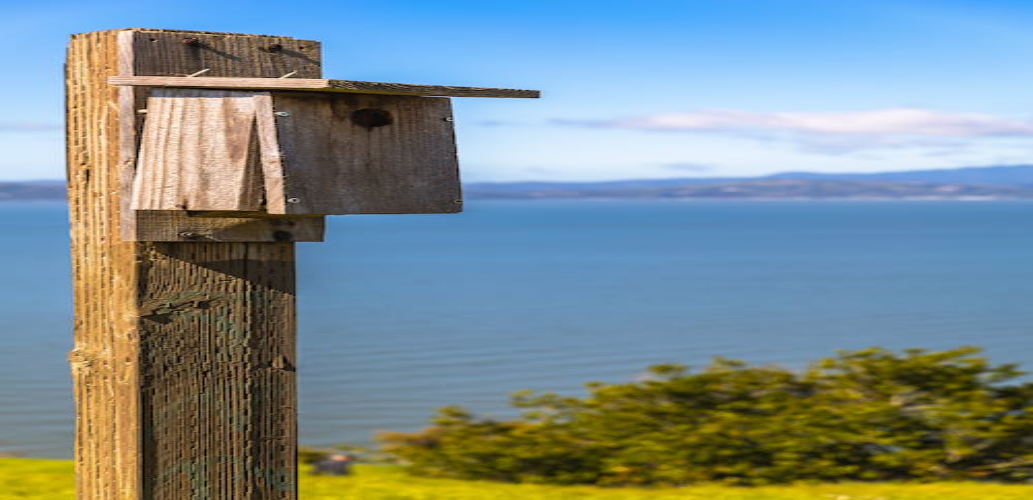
[109,75,541,98]
[264,92,462,215]
[68,28,315,499]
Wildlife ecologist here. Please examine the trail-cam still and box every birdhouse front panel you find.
[263,92,461,215]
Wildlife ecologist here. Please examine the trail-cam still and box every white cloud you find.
[559,108,1033,154]
[575,108,1033,137]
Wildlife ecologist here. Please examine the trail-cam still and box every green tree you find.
[379,347,1033,485]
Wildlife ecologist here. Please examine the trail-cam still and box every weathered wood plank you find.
[132,89,265,211]
[264,92,462,215]
[68,28,319,500]
[109,75,541,98]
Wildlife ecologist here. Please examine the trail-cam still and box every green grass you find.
[2,458,1031,499]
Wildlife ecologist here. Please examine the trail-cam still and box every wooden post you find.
[67,29,321,499]
[67,26,536,500]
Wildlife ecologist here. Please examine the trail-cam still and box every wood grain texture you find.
[67,28,144,500]
[265,92,462,215]
[132,89,265,212]
[138,243,297,499]
[109,75,541,98]
[68,28,320,500]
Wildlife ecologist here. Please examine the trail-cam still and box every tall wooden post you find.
[67,29,321,499]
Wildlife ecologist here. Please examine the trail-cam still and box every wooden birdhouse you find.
[108,75,539,241]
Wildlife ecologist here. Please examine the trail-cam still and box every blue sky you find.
[5,0,1033,181]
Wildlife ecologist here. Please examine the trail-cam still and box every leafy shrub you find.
[379,347,1033,485]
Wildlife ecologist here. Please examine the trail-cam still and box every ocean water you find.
[2,200,1032,457]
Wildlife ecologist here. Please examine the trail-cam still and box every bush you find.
[379,347,1033,485]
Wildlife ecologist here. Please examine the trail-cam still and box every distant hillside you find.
[465,165,1033,199]
[466,179,1033,200]
[765,165,1033,185]
[0,181,64,201]
[471,164,1033,195]
[7,165,1033,201]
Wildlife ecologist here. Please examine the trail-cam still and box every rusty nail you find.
[181,37,202,46]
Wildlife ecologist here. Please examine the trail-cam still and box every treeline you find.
[380,347,1033,485]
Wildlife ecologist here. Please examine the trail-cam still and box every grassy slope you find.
[2,459,1031,500]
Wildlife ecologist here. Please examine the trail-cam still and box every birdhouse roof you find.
[108,76,540,99]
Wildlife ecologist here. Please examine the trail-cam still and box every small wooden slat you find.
[132,89,265,211]
[263,92,462,215]
[133,211,325,242]
[109,75,541,98]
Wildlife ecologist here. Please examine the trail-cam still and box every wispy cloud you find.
[0,122,61,132]
[557,108,1033,153]
[564,108,1033,137]
[660,162,714,173]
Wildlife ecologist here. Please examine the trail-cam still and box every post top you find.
[109,76,540,99]
[73,28,311,38]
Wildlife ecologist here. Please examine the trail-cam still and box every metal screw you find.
[179,231,201,239]
[287,198,301,204]
[274,111,291,117]
[444,117,455,122]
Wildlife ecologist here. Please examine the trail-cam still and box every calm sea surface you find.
[2,200,1032,457]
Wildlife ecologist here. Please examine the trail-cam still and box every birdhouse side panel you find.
[266,92,462,215]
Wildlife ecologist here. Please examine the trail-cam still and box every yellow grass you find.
[1,458,1030,500]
